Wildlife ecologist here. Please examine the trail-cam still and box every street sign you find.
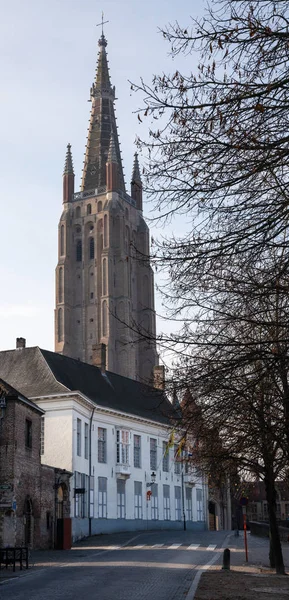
[240,496,248,506]
[12,500,17,511]
[0,484,12,491]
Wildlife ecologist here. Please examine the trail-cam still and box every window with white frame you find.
[76,419,81,456]
[163,484,170,520]
[150,438,157,471]
[84,423,89,460]
[133,435,141,468]
[74,472,89,518]
[174,444,181,475]
[117,479,126,518]
[98,427,107,463]
[116,430,129,465]
[151,483,158,520]
[186,487,192,521]
[162,441,169,472]
[175,486,182,520]
[40,416,45,455]
[134,481,142,519]
[196,488,203,521]
[98,477,107,518]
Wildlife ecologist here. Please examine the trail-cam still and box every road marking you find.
[186,532,232,600]
[134,545,145,548]
[152,543,164,548]
[168,543,181,549]
[107,545,120,550]
[206,544,216,550]
[187,544,200,550]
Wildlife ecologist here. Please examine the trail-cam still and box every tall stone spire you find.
[63,143,74,203]
[81,35,125,193]
[131,152,143,211]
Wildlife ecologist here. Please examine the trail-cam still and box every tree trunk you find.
[264,472,285,574]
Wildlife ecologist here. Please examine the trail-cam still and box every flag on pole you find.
[176,436,186,458]
[164,430,175,457]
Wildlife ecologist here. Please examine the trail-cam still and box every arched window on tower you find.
[59,267,63,303]
[87,204,92,216]
[60,225,65,256]
[58,308,63,342]
[102,258,107,295]
[97,201,102,213]
[75,206,81,218]
[102,300,108,337]
[76,240,82,262]
[104,214,108,248]
[97,220,103,251]
[89,237,95,260]
[125,226,130,253]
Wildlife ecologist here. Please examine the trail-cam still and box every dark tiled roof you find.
[0,375,44,414]
[0,347,174,425]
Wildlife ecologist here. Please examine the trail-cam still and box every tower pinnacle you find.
[131,153,143,211]
[131,153,141,182]
[63,143,74,175]
[63,143,74,203]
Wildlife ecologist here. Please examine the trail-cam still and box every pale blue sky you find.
[0,0,204,353]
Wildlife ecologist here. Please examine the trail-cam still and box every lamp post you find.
[146,472,157,528]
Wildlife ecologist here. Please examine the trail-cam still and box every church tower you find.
[55,34,158,383]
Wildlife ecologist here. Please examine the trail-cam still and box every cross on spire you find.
[96,11,109,37]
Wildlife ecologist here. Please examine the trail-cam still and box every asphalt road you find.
[0,530,251,600]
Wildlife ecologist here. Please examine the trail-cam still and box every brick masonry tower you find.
[54,34,158,383]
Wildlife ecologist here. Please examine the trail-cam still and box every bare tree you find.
[170,248,289,574]
[133,0,289,278]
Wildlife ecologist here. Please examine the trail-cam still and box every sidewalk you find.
[194,532,289,600]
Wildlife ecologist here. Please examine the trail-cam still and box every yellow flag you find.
[164,430,175,457]
[176,436,186,457]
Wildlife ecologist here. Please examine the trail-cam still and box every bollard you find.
[222,548,230,570]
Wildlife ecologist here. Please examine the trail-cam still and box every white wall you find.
[35,393,209,535]
[37,400,73,472]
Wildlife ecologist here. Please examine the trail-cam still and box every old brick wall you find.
[1,397,43,548]
[0,397,71,549]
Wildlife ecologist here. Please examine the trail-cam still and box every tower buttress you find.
[63,143,74,203]
[131,153,143,211]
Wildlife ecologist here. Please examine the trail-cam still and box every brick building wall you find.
[0,392,70,549]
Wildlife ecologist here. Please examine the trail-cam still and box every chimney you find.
[92,343,106,373]
[16,337,26,349]
[153,365,165,390]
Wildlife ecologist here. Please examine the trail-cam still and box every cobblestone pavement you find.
[0,530,229,599]
[1,530,288,600]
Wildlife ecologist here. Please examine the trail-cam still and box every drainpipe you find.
[181,465,186,531]
[89,407,95,537]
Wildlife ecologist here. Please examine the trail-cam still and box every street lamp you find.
[146,472,156,487]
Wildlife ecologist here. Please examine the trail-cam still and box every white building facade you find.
[37,392,208,541]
